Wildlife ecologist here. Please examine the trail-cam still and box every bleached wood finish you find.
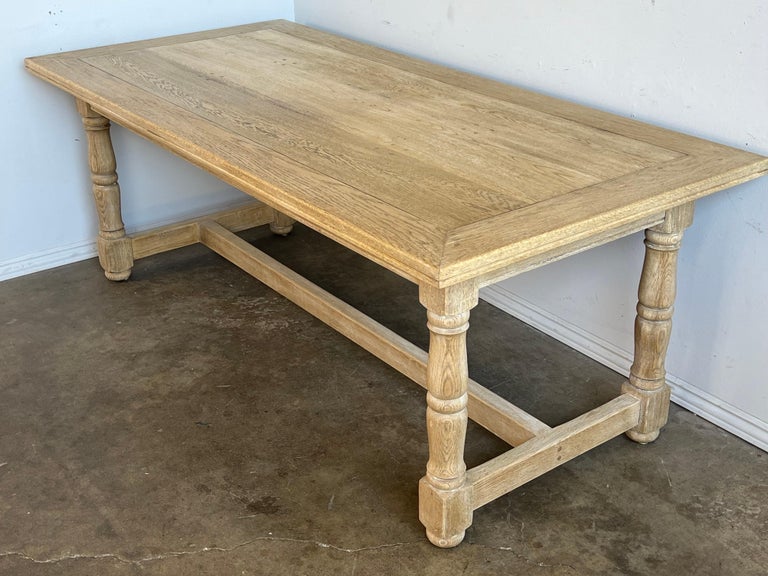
[622,204,694,443]
[468,394,641,509]
[76,99,133,281]
[418,284,478,547]
[26,21,768,288]
[131,201,273,259]
[25,21,768,548]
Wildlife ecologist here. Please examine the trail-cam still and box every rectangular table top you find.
[26,20,768,288]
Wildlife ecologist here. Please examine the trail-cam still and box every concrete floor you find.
[1,224,765,576]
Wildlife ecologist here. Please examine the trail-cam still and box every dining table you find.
[25,20,768,547]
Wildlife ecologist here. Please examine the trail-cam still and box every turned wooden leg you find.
[76,99,133,281]
[623,203,694,443]
[418,283,478,548]
[269,208,295,236]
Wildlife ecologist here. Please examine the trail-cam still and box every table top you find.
[26,20,768,288]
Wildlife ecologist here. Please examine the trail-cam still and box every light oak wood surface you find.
[25,20,768,548]
[26,20,768,288]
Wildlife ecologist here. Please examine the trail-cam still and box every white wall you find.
[294,0,768,449]
[1,0,294,279]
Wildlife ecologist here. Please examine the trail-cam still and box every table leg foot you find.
[622,382,670,444]
[624,204,693,443]
[270,209,295,236]
[419,477,471,548]
[627,430,659,444]
[99,237,133,281]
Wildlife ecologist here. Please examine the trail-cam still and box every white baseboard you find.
[0,240,98,282]
[481,284,768,453]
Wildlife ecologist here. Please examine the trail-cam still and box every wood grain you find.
[26,20,768,288]
[131,201,273,259]
[468,394,641,509]
[76,100,133,281]
[622,203,694,443]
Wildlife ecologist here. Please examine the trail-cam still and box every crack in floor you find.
[0,550,133,565]
[0,537,422,566]
[472,543,578,573]
[0,538,577,571]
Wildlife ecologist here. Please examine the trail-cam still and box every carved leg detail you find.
[269,209,295,236]
[418,284,478,548]
[623,204,694,443]
[76,99,133,281]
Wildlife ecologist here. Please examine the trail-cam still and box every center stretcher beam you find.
[197,219,551,447]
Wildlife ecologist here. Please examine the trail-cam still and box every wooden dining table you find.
[26,20,768,547]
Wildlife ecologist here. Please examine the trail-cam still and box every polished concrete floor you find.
[1,224,766,576]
